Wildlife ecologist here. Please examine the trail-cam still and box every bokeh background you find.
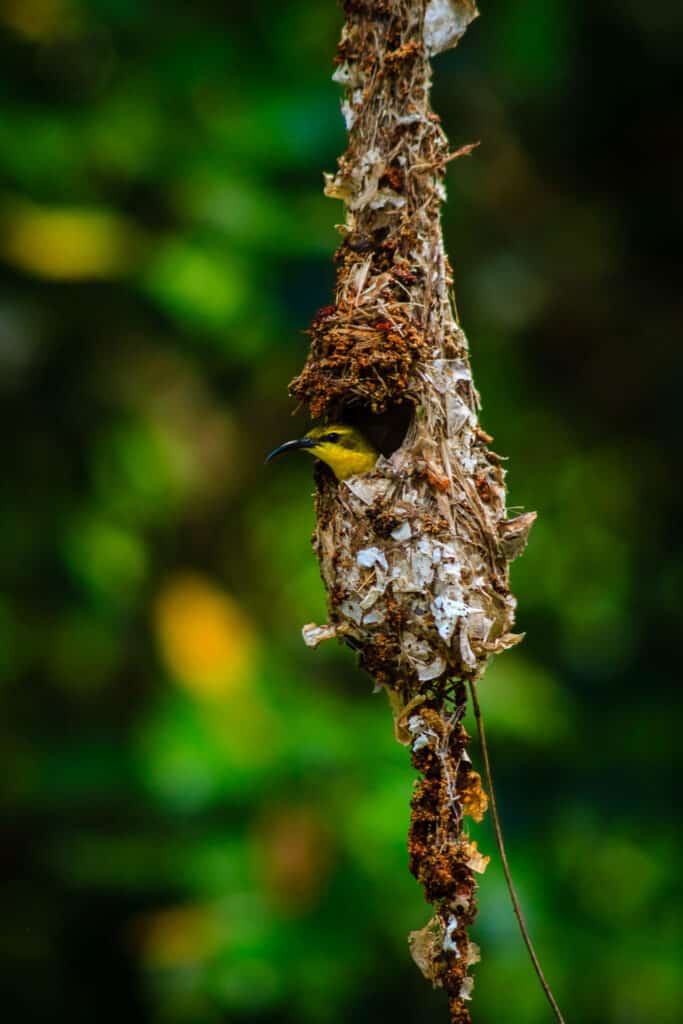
[0,1,680,1022]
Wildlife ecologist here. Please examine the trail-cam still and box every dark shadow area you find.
[343,401,413,457]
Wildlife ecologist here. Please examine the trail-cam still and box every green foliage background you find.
[0,2,680,1022]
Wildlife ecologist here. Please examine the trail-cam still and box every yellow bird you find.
[266,424,378,481]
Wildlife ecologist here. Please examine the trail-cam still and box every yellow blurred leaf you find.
[155,574,256,698]
[1,199,142,279]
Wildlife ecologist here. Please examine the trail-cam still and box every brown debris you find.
[497,510,538,561]
[291,306,428,419]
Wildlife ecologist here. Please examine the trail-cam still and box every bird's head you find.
[265,424,378,481]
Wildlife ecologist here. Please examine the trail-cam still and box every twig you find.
[469,678,567,1024]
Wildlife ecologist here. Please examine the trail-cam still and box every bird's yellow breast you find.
[313,442,378,480]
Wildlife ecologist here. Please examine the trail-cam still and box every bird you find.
[266,424,378,480]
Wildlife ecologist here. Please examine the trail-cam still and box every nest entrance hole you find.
[343,401,413,457]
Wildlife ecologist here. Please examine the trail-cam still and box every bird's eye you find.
[325,432,340,443]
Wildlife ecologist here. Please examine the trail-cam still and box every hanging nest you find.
[290,2,534,1020]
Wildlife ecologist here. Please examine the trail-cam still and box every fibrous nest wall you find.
[291,2,535,1020]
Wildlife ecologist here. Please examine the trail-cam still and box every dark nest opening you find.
[343,400,413,457]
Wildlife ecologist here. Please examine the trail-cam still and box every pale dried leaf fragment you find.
[498,510,538,560]
[340,99,357,131]
[391,520,412,542]
[302,623,337,648]
[369,189,407,210]
[392,693,427,745]
[362,608,385,625]
[343,475,390,505]
[461,838,490,874]
[340,598,363,625]
[331,62,351,85]
[480,631,525,655]
[431,591,470,643]
[357,547,388,571]
[424,0,479,57]
[459,975,474,1001]
[420,659,448,681]
[466,940,481,967]
[459,621,478,669]
[408,916,444,986]
[443,914,460,954]
[323,172,353,202]
[401,630,448,681]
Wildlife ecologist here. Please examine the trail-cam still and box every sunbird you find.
[266,424,378,480]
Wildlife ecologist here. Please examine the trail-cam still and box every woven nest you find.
[291,2,534,1018]
[292,0,532,695]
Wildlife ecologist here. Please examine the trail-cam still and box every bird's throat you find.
[314,445,377,481]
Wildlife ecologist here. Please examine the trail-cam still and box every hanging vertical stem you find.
[470,680,566,1023]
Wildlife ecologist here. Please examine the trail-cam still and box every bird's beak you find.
[265,437,317,463]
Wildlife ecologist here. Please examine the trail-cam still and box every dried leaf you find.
[424,0,479,57]
[461,770,488,823]
[461,838,490,874]
[466,940,481,967]
[408,916,444,986]
[459,975,474,1001]
[302,623,337,648]
[392,692,427,745]
[445,141,481,163]
[481,631,525,654]
[497,510,537,560]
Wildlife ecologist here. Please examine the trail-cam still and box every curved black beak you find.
[265,437,317,464]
